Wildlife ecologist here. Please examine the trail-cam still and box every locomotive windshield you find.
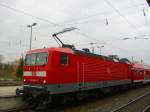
[25,52,48,65]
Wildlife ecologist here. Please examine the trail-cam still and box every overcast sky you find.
[0,0,150,64]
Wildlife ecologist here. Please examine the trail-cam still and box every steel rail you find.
[111,91,150,112]
[0,107,30,112]
[0,84,22,86]
[0,95,21,99]
[0,81,22,86]
[142,105,150,112]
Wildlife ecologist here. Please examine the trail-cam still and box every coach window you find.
[60,54,68,65]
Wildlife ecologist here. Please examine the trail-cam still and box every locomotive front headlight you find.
[43,80,46,84]
[23,71,32,76]
[23,79,26,82]
[36,71,46,77]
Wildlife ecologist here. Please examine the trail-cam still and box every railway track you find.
[0,107,32,112]
[0,95,21,99]
[111,91,150,112]
[0,81,22,86]
[143,105,150,112]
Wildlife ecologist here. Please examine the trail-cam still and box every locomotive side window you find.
[60,54,68,65]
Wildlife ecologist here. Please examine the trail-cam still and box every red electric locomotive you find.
[20,28,150,106]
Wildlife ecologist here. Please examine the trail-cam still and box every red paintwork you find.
[131,62,150,81]
[23,47,150,85]
[52,52,132,83]
[23,47,74,84]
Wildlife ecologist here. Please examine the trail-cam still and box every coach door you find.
[77,62,85,88]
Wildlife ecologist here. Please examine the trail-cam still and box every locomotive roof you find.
[27,47,131,64]
[74,49,112,60]
[26,47,74,54]
[132,62,150,71]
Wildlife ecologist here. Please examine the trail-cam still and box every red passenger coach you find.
[131,62,150,83]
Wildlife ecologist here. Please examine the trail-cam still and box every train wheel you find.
[25,97,39,109]
[52,95,69,105]
[89,90,99,98]
[74,91,88,101]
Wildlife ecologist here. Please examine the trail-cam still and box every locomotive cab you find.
[23,47,74,85]
[23,51,49,85]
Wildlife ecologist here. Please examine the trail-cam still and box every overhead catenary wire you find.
[0,1,147,41]
[0,1,147,31]
[0,2,147,40]
[0,2,64,28]
[104,0,137,30]
[131,0,148,26]
[60,3,146,26]
[60,9,147,26]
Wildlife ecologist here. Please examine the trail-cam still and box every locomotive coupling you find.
[16,87,24,96]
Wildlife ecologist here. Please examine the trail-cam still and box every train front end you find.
[22,48,51,105]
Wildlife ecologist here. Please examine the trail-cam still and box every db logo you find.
[107,68,111,74]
